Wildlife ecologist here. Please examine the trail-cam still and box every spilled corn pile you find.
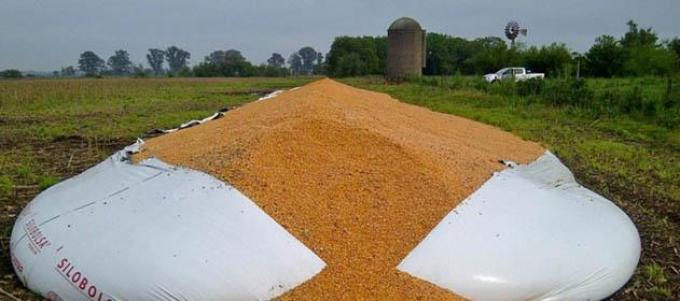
[135,78,545,300]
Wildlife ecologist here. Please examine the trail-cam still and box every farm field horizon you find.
[0,76,676,300]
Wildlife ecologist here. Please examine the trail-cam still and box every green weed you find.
[38,175,60,190]
[643,263,668,285]
[0,175,12,198]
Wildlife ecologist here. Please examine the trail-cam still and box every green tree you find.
[165,46,191,74]
[374,36,388,72]
[195,49,253,77]
[146,48,166,75]
[78,51,105,76]
[220,49,252,76]
[314,52,326,75]
[669,38,680,60]
[0,69,23,79]
[424,33,479,75]
[327,36,381,76]
[107,49,133,75]
[618,21,674,76]
[335,53,365,77]
[262,53,288,76]
[468,37,516,74]
[669,38,680,73]
[522,43,573,77]
[424,33,454,75]
[624,47,677,76]
[267,53,285,68]
[621,20,658,49]
[205,50,226,65]
[316,52,324,66]
[298,46,319,75]
[251,64,288,77]
[204,50,222,66]
[288,53,303,75]
[60,66,76,77]
[192,62,220,77]
[585,35,625,77]
[132,64,147,77]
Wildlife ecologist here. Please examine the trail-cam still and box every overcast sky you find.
[1,0,679,71]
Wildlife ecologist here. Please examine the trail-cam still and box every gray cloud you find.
[1,0,679,71]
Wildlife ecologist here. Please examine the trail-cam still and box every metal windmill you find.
[504,20,528,47]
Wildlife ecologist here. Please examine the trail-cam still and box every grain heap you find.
[135,78,544,300]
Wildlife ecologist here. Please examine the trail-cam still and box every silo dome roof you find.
[388,17,422,31]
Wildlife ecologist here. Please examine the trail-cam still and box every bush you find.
[178,67,194,77]
[193,62,220,77]
[658,107,679,128]
[592,89,624,117]
[663,76,679,109]
[515,78,545,96]
[252,65,289,77]
[621,85,644,113]
[133,70,147,78]
[542,78,592,106]
[482,79,517,97]
[411,75,676,127]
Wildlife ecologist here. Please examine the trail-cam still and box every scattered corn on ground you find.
[136,79,545,300]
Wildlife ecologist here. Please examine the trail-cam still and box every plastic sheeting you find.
[398,151,640,301]
[149,90,286,134]
[10,142,325,301]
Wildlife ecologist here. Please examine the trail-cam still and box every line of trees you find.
[7,19,676,80]
[0,69,23,79]
[192,47,324,77]
[326,20,679,78]
[64,46,325,78]
[585,21,678,77]
[73,46,192,77]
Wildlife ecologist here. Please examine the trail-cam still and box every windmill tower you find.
[504,20,528,48]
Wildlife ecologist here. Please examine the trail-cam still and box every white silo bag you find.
[10,141,325,301]
[398,151,640,301]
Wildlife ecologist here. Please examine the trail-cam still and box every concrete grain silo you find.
[386,17,426,80]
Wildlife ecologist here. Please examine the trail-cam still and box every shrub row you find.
[411,76,679,128]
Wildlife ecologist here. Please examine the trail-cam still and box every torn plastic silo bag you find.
[9,141,325,301]
[398,151,640,301]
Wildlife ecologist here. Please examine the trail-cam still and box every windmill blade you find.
[504,20,520,40]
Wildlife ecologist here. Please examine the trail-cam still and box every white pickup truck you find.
[484,67,545,83]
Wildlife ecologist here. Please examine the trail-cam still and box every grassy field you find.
[0,76,677,300]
